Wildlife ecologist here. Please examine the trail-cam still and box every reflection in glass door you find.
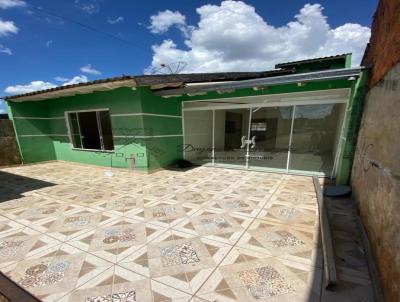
[289,103,346,174]
[183,110,214,165]
[214,108,250,167]
[248,106,293,170]
[182,102,346,176]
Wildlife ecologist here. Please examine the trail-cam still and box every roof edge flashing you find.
[155,67,364,97]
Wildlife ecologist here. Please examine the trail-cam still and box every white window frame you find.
[65,108,115,153]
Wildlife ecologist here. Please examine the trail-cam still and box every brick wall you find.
[362,0,400,86]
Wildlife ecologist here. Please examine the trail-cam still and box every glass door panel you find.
[248,106,293,170]
[214,108,250,167]
[183,110,214,165]
[289,103,346,174]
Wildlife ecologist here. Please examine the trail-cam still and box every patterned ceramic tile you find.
[9,252,107,298]
[0,231,61,270]
[237,220,321,268]
[175,211,251,245]
[0,162,334,301]
[68,218,167,263]
[198,258,321,302]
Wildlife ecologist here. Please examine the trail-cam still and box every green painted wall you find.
[139,87,183,171]
[7,100,56,163]
[6,63,367,181]
[6,86,184,172]
[335,70,369,184]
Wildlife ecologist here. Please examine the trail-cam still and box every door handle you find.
[250,136,256,149]
[241,136,256,149]
[240,136,246,148]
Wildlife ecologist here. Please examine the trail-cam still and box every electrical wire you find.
[28,4,149,53]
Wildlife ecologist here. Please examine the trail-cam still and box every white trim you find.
[286,105,296,171]
[331,102,350,178]
[65,108,110,114]
[182,109,186,160]
[111,113,182,118]
[183,98,347,111]
[207,163,327,177]
[72,148,114,153]
[114,134,183,139]
[19,134,68,137]
[212,110,215,165]
[13,116,65,120]
[246,108,252,169]
[182,88,350,104]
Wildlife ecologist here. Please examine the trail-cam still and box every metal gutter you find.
[154,67,364,97]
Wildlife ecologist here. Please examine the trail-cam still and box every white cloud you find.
[147,1,370,73]
[46,40,53,48]
[0,0,25,9]
[107,16,124,25]
[0,19,18,36]
[4,75,89,95]
[0,44,12,55]
[80,64,101,75]
[62,75,88,86]
[4,81,56,94]
[75,0,100,14]
[54,76,69,82]
[149,10,189,35]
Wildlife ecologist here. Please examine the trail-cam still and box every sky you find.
[0,0,378,114]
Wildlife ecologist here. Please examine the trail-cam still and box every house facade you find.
[3,54,367,184]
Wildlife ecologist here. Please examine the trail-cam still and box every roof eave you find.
[155,67,364,97]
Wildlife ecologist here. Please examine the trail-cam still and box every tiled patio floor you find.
[0,162,322,302]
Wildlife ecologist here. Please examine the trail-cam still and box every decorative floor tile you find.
[68,218,167,263]
[92,194,145,215]
[42,210,118,242]
[256,204,318,231]
[237,220,321,268]
[10,253,87,297]
[177,211,250,245]
[198,258,321,302]
[0,231,61,270]
[0,218,26,238]
[144,203,194,227]
[169,190,216,208]
[206,195,265,218]
[0,162,336,301]
[64,266,152,302]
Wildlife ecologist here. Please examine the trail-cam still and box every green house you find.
[2,54,367,184]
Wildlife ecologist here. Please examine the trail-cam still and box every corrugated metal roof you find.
[275,54,350,68]
[2,69,293,102]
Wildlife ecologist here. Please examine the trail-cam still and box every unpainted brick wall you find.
[0,119,21,166]
[362,0,400,86]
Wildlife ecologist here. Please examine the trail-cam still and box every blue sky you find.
[0,0,378,114]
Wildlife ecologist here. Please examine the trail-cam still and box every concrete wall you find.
[0,119,21,166]
[352,1,400,300]
[352,64,400,302]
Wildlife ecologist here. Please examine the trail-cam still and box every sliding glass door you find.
[248,106,293,170]
[288,103,346,174]
[214,108,250,167]
[183,110,214,165]
[183,102,346,176]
